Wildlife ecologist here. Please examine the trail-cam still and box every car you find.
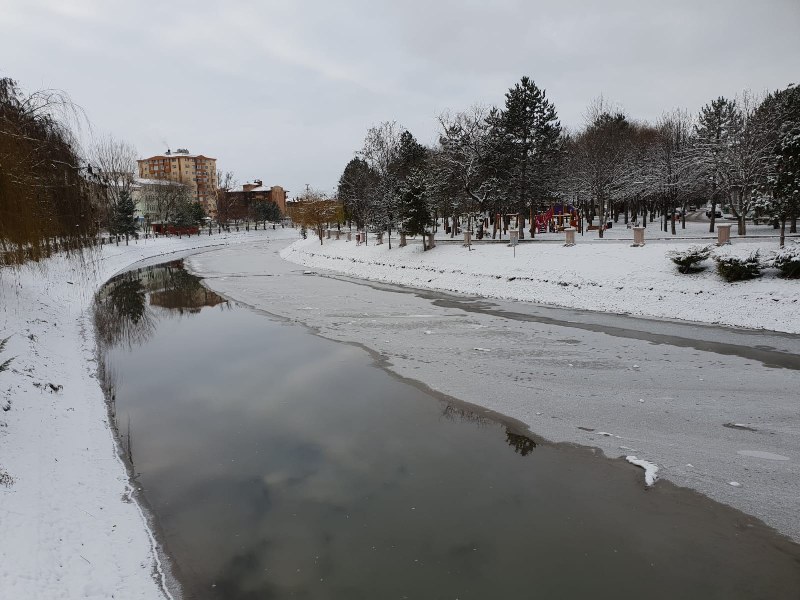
[706,209,723,218]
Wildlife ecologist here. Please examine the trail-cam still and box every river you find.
[95,257,800,599]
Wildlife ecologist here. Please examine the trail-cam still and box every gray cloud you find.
[2,0,798,196]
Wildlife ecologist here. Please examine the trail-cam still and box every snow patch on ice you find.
[626,456,659,486]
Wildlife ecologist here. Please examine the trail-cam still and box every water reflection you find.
[94,260,227,349]
[505,429,537,456]
[97,261,800,600]
[440,401,538,456]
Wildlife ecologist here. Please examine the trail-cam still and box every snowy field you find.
[281,221,800,334]
[0,229,295,600]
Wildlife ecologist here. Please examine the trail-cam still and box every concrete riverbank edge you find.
[0,229,294,599]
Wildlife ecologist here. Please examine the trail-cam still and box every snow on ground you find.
[0,228,294,599]
[280,221,800,333]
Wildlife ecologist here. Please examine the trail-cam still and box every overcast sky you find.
[2,0,799,197]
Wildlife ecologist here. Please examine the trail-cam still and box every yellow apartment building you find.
[137,149,218,215]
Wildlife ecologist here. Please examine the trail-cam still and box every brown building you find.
[230,180,288,213]
[137,149,218,215]
[221,180,288,223]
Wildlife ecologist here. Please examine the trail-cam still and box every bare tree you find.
[433,105,503,236]
[359,121,403,243]
[293,189,342,244]
[214,170,237,228]
[90,135,138,231]
[567,98,635,237]
[633,110,699,235]
[140,180,192,227]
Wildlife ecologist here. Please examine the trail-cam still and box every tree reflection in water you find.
[94,260,228,350]
[505,429,537,456]
[95,272,154,350]
[440,400,537,457]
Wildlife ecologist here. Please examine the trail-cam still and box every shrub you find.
[668,245,713,274]
[773,244,800,279]
[715,251,762,282]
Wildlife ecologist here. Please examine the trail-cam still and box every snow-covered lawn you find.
[281,227,800,333]
[0,229,294,599]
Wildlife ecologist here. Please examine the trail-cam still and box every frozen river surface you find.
[189,239,800,543]
[96,240,800,599]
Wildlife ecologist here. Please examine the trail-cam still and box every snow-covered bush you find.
[714,251,762,282]
[667,245,713,274]
[773,244,800,279]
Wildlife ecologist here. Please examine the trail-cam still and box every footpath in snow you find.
[0,228,295,600]
[280,223,800,334]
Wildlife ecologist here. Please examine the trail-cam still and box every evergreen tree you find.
[392,131,430,243]
[399,169,433,248]
[172,199,195,228]
[253,200,281,225]
[491,76,562,234]
[694,97,742,231]
[110,189,138,241]
[190,202,206,226]
[394,130,428,180]
[337,157,379,230]
[754,85,800,246]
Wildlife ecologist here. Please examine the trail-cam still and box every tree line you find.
[0,78,97,265]
[337,76,800,248]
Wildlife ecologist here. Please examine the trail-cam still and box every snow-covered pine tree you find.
[399,169,433,249]
[491,77,562,237]
[337,157,379,231]
[694,97,741,232]
[754,85,800,247]
[110,189,138,243]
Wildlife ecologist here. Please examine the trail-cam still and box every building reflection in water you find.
[94,260,228,350]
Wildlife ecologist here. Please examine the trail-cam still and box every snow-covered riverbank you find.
[280,232,800,333]
[0,229,294,599]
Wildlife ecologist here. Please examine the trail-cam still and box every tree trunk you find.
[529,207,534,237]
[790,214,797,233]
[780,218,786,248]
